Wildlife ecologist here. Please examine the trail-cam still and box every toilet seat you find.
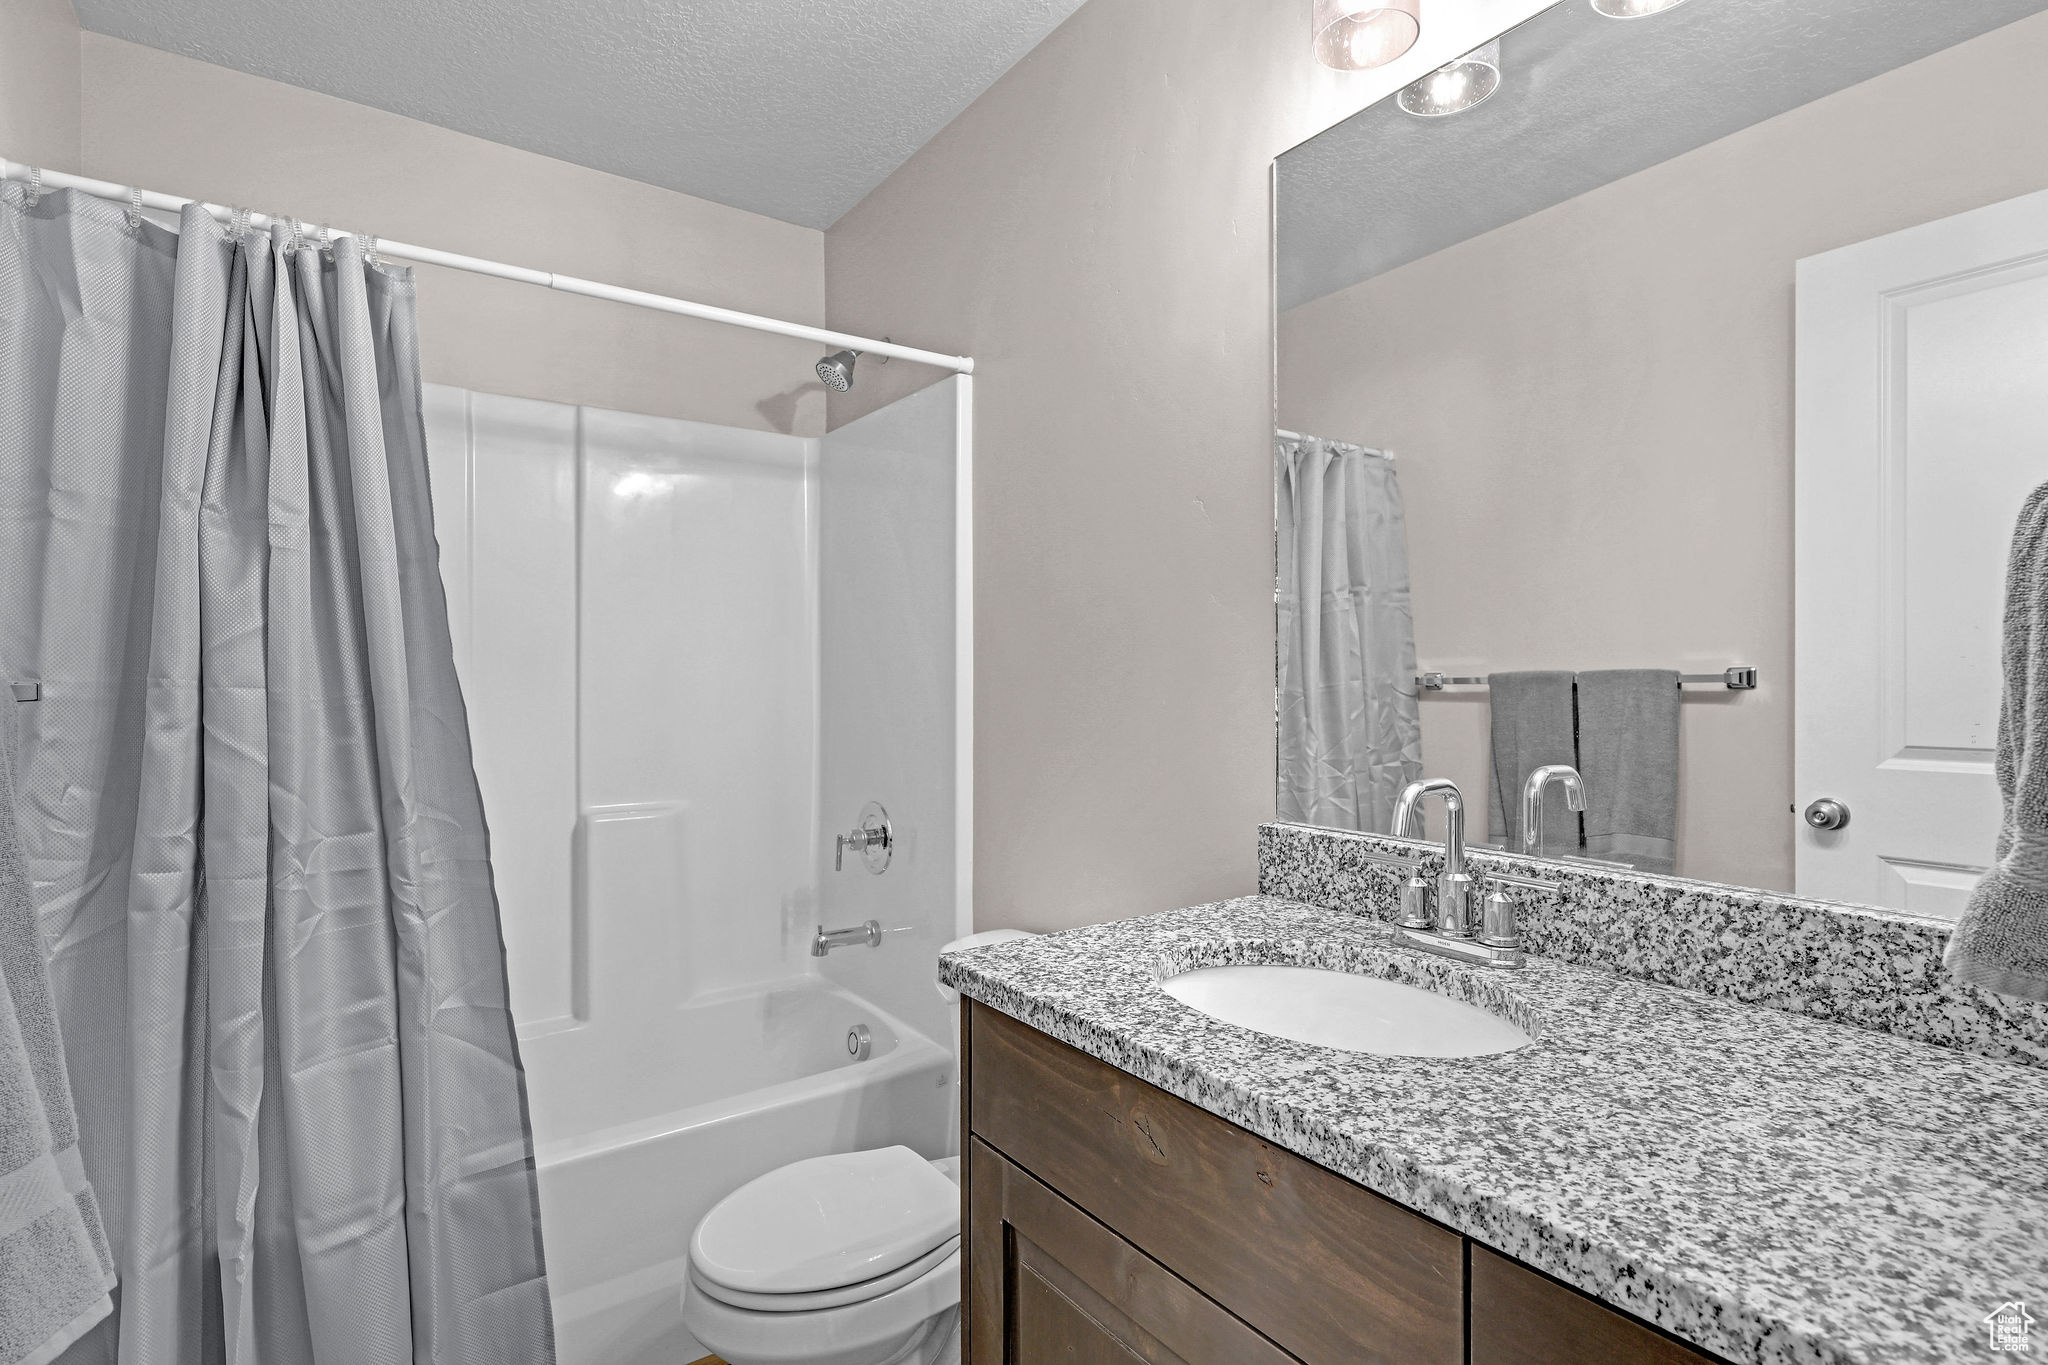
[690,1146,960,1304]
[688,1235,959,1312]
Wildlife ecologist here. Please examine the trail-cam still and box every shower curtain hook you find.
[228,206,251,242]
[314,223,334,258]
[24,167,42,208]
[362,234,380,268]
[125,185,144,232]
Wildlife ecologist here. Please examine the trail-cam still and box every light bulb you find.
[1397,39,1502,118]
[1312,0,1422,71]
[1590,0,1690,16]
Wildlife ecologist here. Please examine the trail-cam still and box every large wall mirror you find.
[1274,0,2048,916]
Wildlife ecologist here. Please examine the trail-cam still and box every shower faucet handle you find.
[834,800,893,874]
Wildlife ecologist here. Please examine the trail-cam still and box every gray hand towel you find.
[0,709,114,1365]
[1577,670,1680,874]
[1946,483,2048,1001]
[1487,671,1579,853]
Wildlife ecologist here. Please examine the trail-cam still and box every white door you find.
[1795,188,2048,916]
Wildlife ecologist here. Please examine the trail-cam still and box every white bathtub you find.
[533,980,954,1365]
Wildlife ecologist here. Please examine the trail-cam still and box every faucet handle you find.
[1398,864,1433,929]
[1354,845,1437,929]
[1476,870,1561,949]
[834,800,893,874]
[1477,882,1520,950]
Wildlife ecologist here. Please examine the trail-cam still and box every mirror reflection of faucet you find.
[1363,777,1561,970]
[833,799,893,873]
[1521,765,1586,857]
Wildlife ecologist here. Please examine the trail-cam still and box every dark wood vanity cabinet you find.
[962,1001,1723,1365]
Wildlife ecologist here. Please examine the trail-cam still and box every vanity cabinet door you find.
[966,1001,1463,1365]
[968,1138,1299,1365]
[1469,1247,1724,1365]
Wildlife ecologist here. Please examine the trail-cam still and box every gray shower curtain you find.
[1276,433,1423,832]
[0,185,553,1363]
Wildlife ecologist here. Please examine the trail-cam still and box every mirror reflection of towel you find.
[1577,670,1680,874]
[1946,482,2048,1002]
[1486,672,1578,853]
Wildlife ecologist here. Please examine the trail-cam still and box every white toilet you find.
[680,930,1034,1365]
[681,1146,964,1365]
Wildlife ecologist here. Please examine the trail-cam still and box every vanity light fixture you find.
[1396,38,1501,117]
[1312,0,1422,71]
[1590,0,1690,16]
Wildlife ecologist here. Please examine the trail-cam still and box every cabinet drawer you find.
[1470,1246,1724,1365]
[966,1001,1463,1365]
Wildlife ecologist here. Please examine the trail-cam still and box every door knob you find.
[1802,798,1850,831]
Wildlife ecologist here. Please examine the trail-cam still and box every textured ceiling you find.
[71,0,1089,229]
[1279,0,2048,310]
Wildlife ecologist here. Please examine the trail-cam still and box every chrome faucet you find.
[1386,776,1556,971]
[812,920,882,956]
[1521,764,1586,857]
[1393,778,1475,937]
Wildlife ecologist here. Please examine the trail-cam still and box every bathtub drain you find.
[846,1024,872,1061]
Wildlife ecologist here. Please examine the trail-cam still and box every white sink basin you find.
[1159,964,1531,1058]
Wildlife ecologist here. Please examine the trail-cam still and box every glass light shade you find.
[1396,39,1501,117]
[1312,0,1422,71]
[1590,0,1690,16]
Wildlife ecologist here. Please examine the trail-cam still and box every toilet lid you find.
[691,1147,960,1295]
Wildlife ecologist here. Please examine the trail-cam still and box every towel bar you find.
[1416,667,1756,692]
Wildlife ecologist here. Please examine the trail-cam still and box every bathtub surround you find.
[814,379,975,1051]
[1945,482,2048,1003]
[1260,822,2048,1068]
[941,899,2048,1365]
[0,187,552,1362]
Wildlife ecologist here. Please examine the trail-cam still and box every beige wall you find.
[0,0,81,171]
[1279,12,2048,891]
[825,0,1549,931]
[74,34,828,435]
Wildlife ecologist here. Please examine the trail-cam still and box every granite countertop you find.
[940,895,2048,1365]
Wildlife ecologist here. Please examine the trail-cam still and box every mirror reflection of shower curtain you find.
[1277,434,1423,832]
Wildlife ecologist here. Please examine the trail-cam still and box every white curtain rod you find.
[1275,428,1393,460]
[0,158,974,375]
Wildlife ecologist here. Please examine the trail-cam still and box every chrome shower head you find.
[815,349,859,392]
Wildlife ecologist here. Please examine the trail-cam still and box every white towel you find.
[0,707,113,1365]
[1947,483,2048,1001]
